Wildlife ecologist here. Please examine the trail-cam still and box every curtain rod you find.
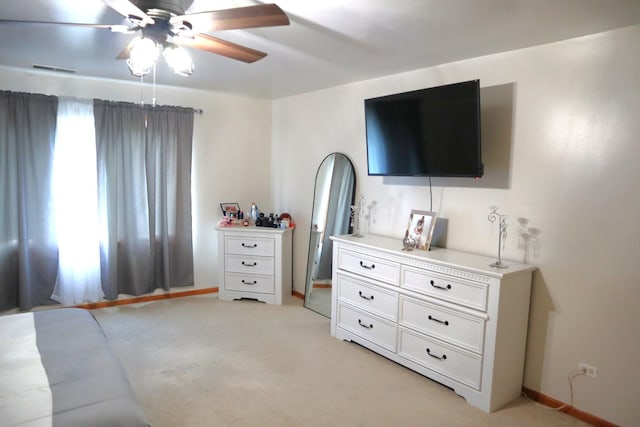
[94,97,204,114]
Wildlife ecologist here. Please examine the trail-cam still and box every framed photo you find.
[405,210,438,251]
[220,202,240,216]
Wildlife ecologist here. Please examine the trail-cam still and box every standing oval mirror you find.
[304,153,356,317]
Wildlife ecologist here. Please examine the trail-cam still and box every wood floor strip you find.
[75,287,218,310]
[522,387,618,427]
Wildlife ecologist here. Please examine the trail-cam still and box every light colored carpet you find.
[92,295,588,427]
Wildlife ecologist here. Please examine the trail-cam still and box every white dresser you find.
[216,226,293,305]
[330,234,535,412]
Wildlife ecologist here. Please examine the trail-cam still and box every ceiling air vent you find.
[32,64,76,74]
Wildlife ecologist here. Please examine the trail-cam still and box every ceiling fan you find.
[0,0,290,76]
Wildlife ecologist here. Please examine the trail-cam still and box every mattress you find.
[0,308,149,427]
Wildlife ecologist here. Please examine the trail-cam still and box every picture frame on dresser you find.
[220,202,240,216]
[405,210,437,250]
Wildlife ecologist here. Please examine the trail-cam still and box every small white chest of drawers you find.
[330,234,535,412]
[216,226,293,305]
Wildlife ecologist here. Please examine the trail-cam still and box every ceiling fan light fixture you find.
[1,2,290,81]
[163,44,194,76]
[127,36,160,76]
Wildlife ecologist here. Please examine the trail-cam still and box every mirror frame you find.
[303,153,356,317]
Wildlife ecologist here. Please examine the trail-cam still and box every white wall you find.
[0,66,272,291]
[271,25,640,426]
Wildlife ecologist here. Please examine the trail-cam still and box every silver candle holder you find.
[488,206,508,268]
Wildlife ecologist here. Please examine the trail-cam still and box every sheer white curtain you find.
[51,97,103,305]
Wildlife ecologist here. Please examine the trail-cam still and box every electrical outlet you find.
[579,362,598,378]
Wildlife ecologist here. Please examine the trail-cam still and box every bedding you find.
[0,308,149,427]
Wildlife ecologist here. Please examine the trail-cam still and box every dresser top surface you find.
[331,234,535,279]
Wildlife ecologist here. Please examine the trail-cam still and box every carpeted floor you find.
[92,294,588,427]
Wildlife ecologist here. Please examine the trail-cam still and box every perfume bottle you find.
[249,202,258,222]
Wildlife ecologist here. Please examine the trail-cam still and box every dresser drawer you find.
[225,236,275,257]
[225,255,274,276]
[225,273,274,294]
[337,274,399,321]
[402,267,488,311]
[399,296,485,353]
[398,327,482,390]
[338,249,400,286]
[337,303,397,352]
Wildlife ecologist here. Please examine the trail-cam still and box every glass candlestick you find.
[350,194,366,237]
[488,206,508,268]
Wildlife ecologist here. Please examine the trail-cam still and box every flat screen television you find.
[365,79,483,177]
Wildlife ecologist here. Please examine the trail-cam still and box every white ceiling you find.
[1,0,639,99]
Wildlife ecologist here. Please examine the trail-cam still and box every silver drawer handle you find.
[241,261,257,267]
[359,261,375,270]
[428,315,449,326]
[241,243,258,248]
[430,280,452,290]
[241,280,257,285]
[358,319,373,329]
[426,348,447,360]
[358,291,375,301]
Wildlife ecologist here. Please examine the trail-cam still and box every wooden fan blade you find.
[101,0,153,26]
[170,4,289,33]
[175,33,267,63]
[0,19,124,31]
[116,38,139,60]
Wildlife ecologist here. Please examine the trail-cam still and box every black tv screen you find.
[365,80,483,177]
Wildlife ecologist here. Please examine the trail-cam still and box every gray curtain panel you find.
[145,106,194,290]
[93,101,194,299]
[0,91,59,311]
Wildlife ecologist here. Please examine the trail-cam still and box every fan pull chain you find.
[139,74,144,105]
[139,74,148,128]
[152,63,157,108]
